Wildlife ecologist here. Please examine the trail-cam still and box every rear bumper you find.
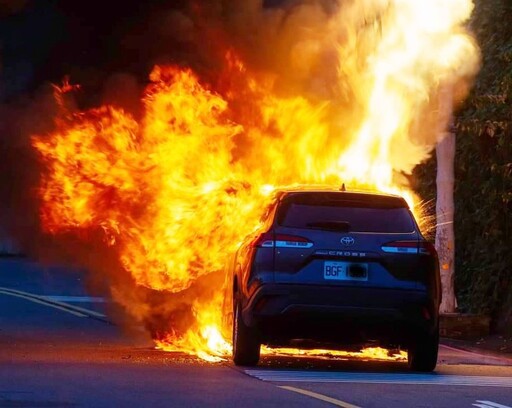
[243,284,437,345]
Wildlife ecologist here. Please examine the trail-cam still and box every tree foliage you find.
[414,0,512,332]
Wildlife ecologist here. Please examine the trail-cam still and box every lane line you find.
[473,401,512,408]
[0,289,87,317]
[279,386,361,408]
[0,287,108,320]
[44,296,107,303]
[246,370,512,387]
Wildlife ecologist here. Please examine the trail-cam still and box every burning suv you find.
[223,189,441,371]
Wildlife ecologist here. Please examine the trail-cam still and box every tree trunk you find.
[436,86,457,314]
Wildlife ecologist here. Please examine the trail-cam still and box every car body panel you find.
[223,189,441,350]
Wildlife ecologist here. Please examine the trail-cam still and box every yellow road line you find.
[0,287,106,318]
[279,386,362,408]
[0,289,87,317]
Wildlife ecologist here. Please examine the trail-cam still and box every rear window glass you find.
[277,200,415,233]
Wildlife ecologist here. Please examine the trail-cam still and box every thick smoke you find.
[0,0,479,346]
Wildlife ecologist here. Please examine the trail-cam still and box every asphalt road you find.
[1,259,511,408]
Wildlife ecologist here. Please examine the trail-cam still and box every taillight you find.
[381,241,418,254]
[381,241,437,256]
[252,233,313,248]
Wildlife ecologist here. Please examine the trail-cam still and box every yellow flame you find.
[33,0,479,361]
[262,346,408,361]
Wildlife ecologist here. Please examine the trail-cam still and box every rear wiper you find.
[306,221,351,232]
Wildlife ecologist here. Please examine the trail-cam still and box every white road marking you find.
[0,287,106,318]
[0,289,87,317]
[245,370,512,387]
[472,401,512,408]
[279,386,361,408]
[44,295,107,303]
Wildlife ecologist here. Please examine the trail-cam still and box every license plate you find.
[323,261,368,281]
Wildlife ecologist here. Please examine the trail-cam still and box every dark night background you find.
[0,0,291,103]
[1,0,185,102]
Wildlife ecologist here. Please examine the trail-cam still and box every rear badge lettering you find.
[316,250,367,258]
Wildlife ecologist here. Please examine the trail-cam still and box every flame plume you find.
[32,0,479,361]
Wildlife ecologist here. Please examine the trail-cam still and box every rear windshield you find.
[277,195,415,233]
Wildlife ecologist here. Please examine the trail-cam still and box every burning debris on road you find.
[27,0,478,361]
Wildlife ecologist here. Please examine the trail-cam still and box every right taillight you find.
[252,233,313,249]
[381,240,437,256]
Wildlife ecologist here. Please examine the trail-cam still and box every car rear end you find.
[234,190,440,370]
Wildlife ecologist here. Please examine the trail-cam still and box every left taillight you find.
[252,233,313,249]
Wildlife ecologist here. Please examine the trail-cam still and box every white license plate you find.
[323,261,368,281]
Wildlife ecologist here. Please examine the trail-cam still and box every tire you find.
[232,301,260,366]
[408,329,439,372]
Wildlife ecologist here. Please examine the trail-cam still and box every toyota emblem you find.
[340,236,355,246]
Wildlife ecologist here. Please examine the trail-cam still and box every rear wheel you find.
[408,329,439,372]
[232,301,260,366]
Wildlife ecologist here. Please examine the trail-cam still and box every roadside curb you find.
[0,287,114,325]
[441,338,512,365]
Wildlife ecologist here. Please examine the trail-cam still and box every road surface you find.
[1,258,511,408]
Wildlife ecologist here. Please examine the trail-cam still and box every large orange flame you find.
[32,0,479,361]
